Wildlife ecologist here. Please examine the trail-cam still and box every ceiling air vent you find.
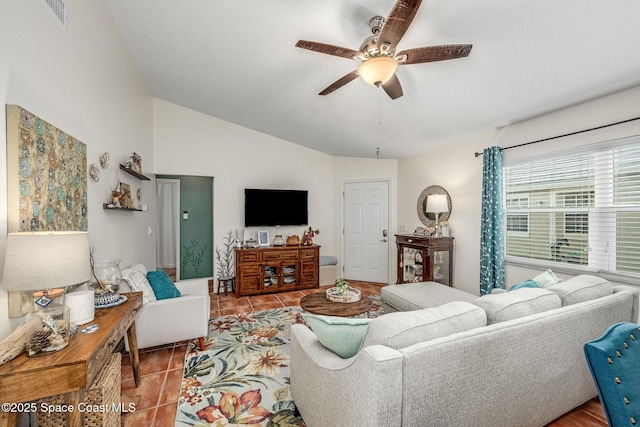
[41,0,67,31]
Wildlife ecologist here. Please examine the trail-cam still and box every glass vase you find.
[90,258,123,294]
[273,235,285,246]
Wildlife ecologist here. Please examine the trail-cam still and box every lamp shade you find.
[426,194,449,214]
[358,57,398,86]
[1,231,90,292]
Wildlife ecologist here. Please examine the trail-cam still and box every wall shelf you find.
[119,164,150,181]
[103,203,143,212]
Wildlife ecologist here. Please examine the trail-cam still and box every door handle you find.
[381,238,388,242]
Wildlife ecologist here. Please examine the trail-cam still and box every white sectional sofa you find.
[290,275,639,427]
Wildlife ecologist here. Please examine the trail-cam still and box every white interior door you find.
[156,179,181,280]
[343,180,390,283]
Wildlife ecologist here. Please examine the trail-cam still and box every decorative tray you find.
[326,287,361,303]
[95,294,128,309]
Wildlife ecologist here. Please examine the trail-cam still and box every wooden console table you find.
[0,292,142,426]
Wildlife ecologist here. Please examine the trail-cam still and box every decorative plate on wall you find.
[89,163,100,182]
[99,152,110,169]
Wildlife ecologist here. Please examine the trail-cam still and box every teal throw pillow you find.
[532,269,562,288]
[508,279,539,291]
[146,270,181,300]
[303,313,371,359]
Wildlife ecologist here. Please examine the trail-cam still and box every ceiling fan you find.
[295,0,472,100]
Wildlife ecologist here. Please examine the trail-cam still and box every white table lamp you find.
[426,194,449,238]
[1,231,90,356]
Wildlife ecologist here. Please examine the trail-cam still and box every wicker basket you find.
[35,352,121,427]
[325,287,361,303]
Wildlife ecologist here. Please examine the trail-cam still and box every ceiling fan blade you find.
[382,74,403,99]
[377,0,423,51]
[296,40,361,60]
[396,44,472,65]
[319,71,360,96]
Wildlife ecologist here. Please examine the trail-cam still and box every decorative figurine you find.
[301,227,319,246]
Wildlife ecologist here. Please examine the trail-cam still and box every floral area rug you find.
[176,295,383,426]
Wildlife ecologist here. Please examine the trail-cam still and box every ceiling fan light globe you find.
[358,57,398,87]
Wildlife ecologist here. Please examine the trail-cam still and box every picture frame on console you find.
[258,230,270,246]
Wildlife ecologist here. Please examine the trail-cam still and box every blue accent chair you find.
[584,322,640,427]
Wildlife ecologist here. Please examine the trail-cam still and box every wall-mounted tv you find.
[244,189,308,227]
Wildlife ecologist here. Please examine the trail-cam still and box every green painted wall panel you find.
[158,175,213,279]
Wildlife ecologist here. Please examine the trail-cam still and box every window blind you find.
[503,137,640,276]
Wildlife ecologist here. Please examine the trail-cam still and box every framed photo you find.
[258,230,270,246]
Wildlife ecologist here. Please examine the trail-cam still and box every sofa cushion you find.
[532,269,562,288]
[121,264,156,304]
[547,275,613,306]
[147,270,181,300]
[474,288,561,324]
[302,314,371,358]
[362,301,486,350]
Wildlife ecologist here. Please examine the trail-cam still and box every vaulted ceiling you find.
[104,0,640,159]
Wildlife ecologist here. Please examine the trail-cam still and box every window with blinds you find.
[503,138,640,276]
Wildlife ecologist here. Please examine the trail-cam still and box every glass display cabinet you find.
[396,234,454,286]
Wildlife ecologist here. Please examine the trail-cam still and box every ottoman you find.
[381,281,477,312]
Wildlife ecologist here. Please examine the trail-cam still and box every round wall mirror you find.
[417,185,452,227]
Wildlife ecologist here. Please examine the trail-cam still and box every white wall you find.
[153,101,403,284]
[397,130,497,295]
[396,85,640,295]
[153,99,335,270]
[0,0,155,338]
[332,157,398,284]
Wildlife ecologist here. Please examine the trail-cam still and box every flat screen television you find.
[244,189,308,227]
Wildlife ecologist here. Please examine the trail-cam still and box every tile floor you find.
[119,281,606,427]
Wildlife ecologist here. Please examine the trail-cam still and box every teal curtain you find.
[480,146,505,295]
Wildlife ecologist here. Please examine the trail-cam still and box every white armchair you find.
[120,264,210,350]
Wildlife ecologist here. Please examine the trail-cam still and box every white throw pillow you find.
[121,265,156,304]
[532,269,562,288]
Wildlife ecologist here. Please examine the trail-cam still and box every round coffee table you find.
[300,291,373,317]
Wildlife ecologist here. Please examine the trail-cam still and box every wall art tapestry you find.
[6,105,88,233]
